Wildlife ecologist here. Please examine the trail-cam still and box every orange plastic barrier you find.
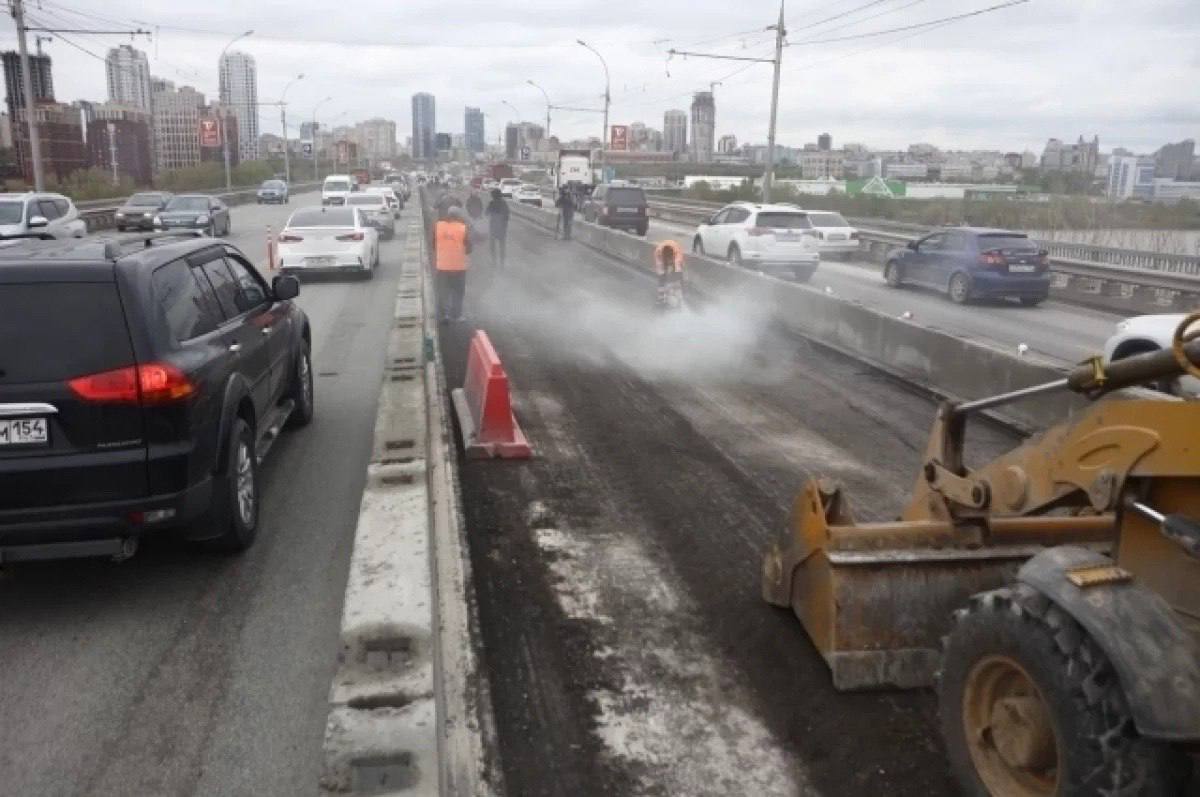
[450,330,532,459]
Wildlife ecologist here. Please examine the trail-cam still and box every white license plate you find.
[305,256,337,268]
[0,417,48,446]
[1009,264,1036,273]
[827,234,847,241]
[617,207,639,213]
[777,232,802,241]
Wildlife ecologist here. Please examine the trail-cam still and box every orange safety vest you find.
[435,220,469,271]
[654,240,684,275]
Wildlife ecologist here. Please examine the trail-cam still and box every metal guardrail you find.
[646,199,1200,314]
[76,182,322,232]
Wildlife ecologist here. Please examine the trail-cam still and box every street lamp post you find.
[279,72,303,185]
[219,29,253,191]
[526,80,550,140]
[576,39,610,174]
[312,96,332,181]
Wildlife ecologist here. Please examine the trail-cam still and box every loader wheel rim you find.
[963,655,1059,796]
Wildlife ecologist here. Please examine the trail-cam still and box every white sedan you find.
[364,185,402,218]
[513,184,543,207]
[802,210,860,259]
[277,206,379,279]
[498,178,522,198]
[1103,313,1198,394]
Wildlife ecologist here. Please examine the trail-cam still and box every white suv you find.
[0,192,86,239]
[692,202,820,282]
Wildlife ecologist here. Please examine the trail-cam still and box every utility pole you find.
[577,40,610,175]
[763,2,786,203]
[11,0,44,190]
[107,121,119,185]
[279,73,303,185]
[668,3,785,203]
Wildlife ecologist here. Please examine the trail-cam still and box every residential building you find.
[1150,178,1200,204]
[689,91,715,163]
[2,50,56,180]
[356,117,397,163]
[218,50,259,162]
[1041,135,1099,173]
[12,102,85,182]
[412,92,435,160]
[663,109,687,156]
[1155,139,1195,180]
[464,106,485,153]
[800,150,844,179]
[0,111,10,148]
[504,122,544,159]
[817,132,832,151]
[1106,155,1156,201]
[883,162,929,180]
[717,134,738,155]
[105,45,152,112]
[152,81,206,173]
[86,103,152,184]
[435,132,452,154]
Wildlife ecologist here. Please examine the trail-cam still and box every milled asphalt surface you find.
[441,209,1023,795]
[649,217,1122,364]
[0,191,408,795]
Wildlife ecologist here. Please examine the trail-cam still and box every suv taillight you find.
[336,231,365,241]
[747,227,771,237]
[69,363,195,405]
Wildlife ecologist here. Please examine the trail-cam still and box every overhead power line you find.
[788,0,1029,46]
[789,0,894,34]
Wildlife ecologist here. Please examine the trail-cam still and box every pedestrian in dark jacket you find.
[555,186,575,240]
[485,188,510,267]
[465,192,483,220]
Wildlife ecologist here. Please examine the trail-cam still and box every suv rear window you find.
[755,212,812,229]
[0,283,134,383]
[976,233,1036,251]
[289,208,354,226]
[807,212,849,227]
[604,188,646,205]
[324,180,351,192]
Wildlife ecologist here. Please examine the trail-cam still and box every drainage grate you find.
[385,439,415,450]
[380,473,415,486]
[350,753,418,794]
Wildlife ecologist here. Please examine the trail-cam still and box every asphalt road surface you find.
[649,217,1122,364]
[0,191,407,795]
[439,212,1023,796]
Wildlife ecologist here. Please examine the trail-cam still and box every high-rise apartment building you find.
[664,109,687,156]
[152,81,206,173]
[464,106,485,153]
[817,132,832,151]
[87,103,153,184]
[2,50,54,118]
[218,51,258,162]
[356,118,397,162]
[689,92,715,163]
[412,93,435,160]
[105,45,152,112]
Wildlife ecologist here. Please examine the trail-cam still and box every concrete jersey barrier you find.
[508,199,1088,433]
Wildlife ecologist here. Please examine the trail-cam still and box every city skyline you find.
[0,0,1193,155]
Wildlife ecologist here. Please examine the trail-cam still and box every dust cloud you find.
[473,256,790,387]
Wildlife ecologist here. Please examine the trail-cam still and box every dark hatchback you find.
[884,227,1051,305]
[115,192,173,231]
[0,233,313,562]
[581,183,649,236]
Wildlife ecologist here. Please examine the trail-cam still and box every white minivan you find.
[322,174,355,206]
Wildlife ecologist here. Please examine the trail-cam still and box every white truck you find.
[555,149,593,191]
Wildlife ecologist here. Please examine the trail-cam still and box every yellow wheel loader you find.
[763,314,1200,796]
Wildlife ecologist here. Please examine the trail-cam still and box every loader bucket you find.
[764,479,1056,691]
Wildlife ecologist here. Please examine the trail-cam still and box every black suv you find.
[0,232,314,562]
[580,183,649,236]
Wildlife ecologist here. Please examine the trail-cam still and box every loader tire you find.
[938,584,1190,797]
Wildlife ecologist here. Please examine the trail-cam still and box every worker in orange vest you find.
[434,205,472,322]
[653,240,685,310]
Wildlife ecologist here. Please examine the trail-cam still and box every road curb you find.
[320,217,499,796]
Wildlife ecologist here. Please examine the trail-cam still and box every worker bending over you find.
[653,240,685,310]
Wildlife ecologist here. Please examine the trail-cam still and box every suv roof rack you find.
[102,230,206,259]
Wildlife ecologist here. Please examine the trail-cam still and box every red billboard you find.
[199,117,221,148]
[610,125,629,151]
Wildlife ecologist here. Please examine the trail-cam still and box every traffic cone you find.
[450,330,532,459]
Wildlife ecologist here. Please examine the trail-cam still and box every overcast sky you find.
[4,0,1198,154]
